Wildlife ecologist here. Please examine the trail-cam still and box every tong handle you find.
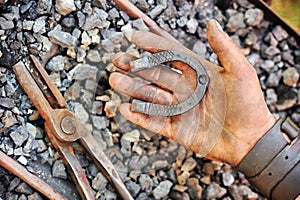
[13,61,53,121]
[29,55,66,108]
[79,132,134,200]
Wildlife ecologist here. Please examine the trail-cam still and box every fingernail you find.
[214,20,224,32]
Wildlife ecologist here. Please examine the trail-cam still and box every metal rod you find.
[0,150,67,200]
[114,0,178,42]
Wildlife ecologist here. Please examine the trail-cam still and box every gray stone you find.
[266,70,282,87]
[244,8,264,26]
[152,159,169,169]
[46,55,66,72]
[204,182,226,199]
[37,0,52,14]
[76,45,87,62]
[177,16,188,27]
[23,20,34,30]
[14,182,33,195]
[272,25,289,42]
[81,31,92,46]
[139,174,153,191]
[64,81,80,101]
[0,17,14,30]
[108,8,120,20]
[9,177,20,191]
[83,8,109,31]
[261,60,275,72]
[52,160,67,179]
[283,67,299,87]
[56,0,76,15]
[38,151,49,164]
[245,32,258,46]
[226,13,245,32]
[17,155,28,165]
[87,50,102,63]
[92,172,108,192]
[126,180,141,197]
[33,16,47,34]
[14,147,23,156]
[36,140,48,153]
[90,101,103,115]
[262,46,280,58]
[266,88,277,105]
[10,126,28,146]
[132,18,149,31]
[85,79,98,91]
[222,171,235,186]
[101,39,115,52]
[49,72,62,88]
[193,41,207,58]
[153,180,173,199]
[102,128,113,147]
[122,129,140,143]
[186,18,198,34]
[48,25,77,48]
[148,4,167,19]
[73,102,89,124]
[1,111,17,130]
[92,115,109,130]
[265,32,279,47]
[92,130,107,151]
[73,64,98,81]
[62,17,76,27]
[93,0,107,10]
[229,185,258,200]
[247,53,262,67]
[282,51,294,64]
[28,192,43,200]
[0,97,15,108]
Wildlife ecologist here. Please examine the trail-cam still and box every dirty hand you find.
[109,19,276,166]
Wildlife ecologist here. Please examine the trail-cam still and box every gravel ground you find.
[0,0,299,199]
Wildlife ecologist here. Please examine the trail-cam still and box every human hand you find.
[109,19,276,166]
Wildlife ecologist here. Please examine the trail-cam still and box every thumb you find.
[206,19,253,74]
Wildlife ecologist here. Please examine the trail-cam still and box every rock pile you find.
[0,0,299,199]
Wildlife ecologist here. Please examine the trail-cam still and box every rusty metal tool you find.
[13,55,133,200]
[0,150,67,200]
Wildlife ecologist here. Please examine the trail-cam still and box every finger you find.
[120,103,173,138]
[109,72,174,105]
[206,19,253,74]
[113,52,183,91]
[131,31,197,80]
[112,52,136,71]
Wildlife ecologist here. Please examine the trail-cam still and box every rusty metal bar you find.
[114,0,178,42]
[0,150,67,200]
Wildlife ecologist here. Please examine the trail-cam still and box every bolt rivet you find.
[199,74,207,84]
[61,116,76,135]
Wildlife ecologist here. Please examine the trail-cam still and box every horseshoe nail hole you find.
[268,172,272,176]
[285,156,289,160]
[199,75,207,84]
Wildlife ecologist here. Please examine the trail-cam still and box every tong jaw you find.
[13,55,134,200]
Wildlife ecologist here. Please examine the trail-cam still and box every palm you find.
[109,20,275,166]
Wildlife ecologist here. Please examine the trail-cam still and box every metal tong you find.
[13,55,133,200]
